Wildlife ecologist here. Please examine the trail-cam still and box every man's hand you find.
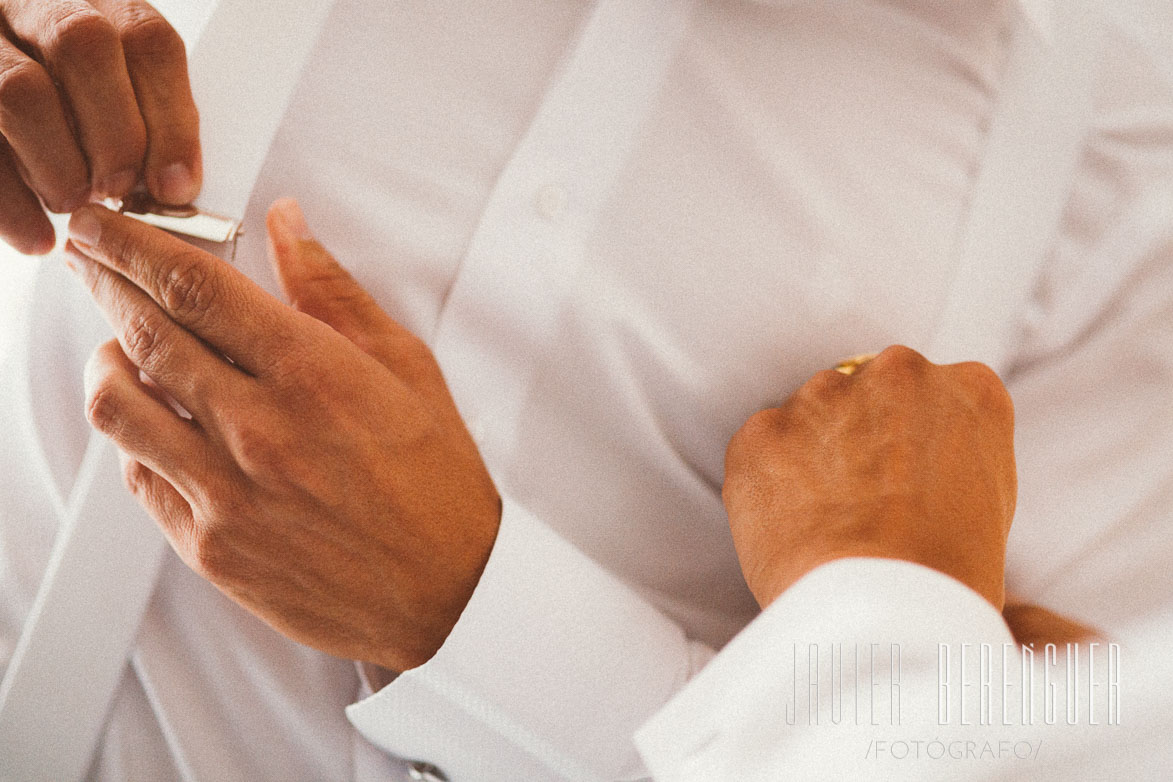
[64,200,500,671]
[723,346,1016,610]
[0,1,200,254]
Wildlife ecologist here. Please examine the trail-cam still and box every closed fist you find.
[723,345,1016,609]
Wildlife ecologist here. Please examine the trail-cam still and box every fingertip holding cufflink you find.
[104,191,244,245]
[99,191,245,263]
[833,352,880,376]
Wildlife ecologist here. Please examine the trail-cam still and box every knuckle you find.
[957,359,1001,388]
[159,254,217,321]
[802,368,848,397]
[747,407,785,439]
[42,7,119,65]
[728,408,779,460]
[119,9,185,62]
[0,61,54,115]
[123,312,166,366]
[269,345,328,393]
[229,421,286,477]
[744,407,780,435]
[873,344,928,372]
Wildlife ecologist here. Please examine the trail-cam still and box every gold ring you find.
[833,352,880,376]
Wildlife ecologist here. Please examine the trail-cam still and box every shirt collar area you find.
[746,0,1055,47]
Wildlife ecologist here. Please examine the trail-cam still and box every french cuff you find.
[635,558,1015,781]
[346,493,711,782]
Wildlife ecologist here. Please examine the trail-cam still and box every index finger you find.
[68,204,296,374]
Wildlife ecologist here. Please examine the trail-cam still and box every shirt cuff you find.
[346,493,713,781]
[635,558,1015,781]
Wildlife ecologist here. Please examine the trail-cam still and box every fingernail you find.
[275,198,313,240]
[69,208,103,248]
[99,168,138,200]
[156,162,198,204]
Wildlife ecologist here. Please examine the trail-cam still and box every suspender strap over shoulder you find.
[0,2,335,780]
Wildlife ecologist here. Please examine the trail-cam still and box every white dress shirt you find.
[636,559,1173,780]
[0,0,1170,779]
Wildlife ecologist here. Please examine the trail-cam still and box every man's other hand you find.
[64,201,501,672]
[0,1,200,254]
[723,346,1017,610]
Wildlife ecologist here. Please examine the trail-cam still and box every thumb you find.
[265,198,393,348]
[265,198,448,393]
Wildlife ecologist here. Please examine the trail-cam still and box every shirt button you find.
[535,185,568,220]
[407,761,449,782]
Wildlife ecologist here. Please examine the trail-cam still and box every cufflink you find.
[111,192,243,245]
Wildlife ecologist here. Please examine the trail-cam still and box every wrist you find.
[749,546,1005,611]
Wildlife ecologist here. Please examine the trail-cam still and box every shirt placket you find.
[429,0,699,477]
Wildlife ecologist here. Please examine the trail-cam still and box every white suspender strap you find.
[0,439,166,782]
[927,2,1104,370]
[0,2,334,779]
[186,0,337,224]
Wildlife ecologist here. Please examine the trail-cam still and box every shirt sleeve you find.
[633,558,1016,782]
[345,493,715,781]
